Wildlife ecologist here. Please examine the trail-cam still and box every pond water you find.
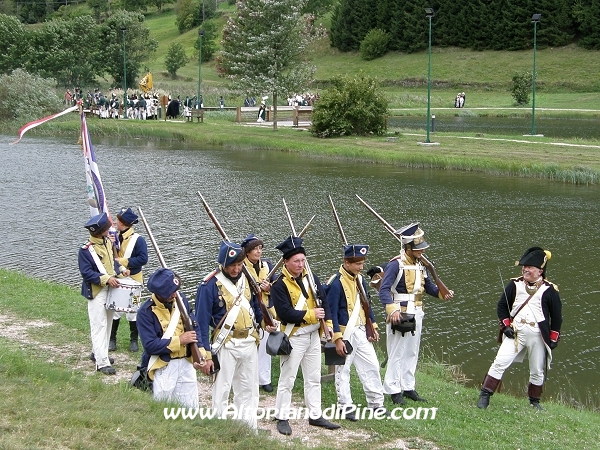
[1,134,599,405]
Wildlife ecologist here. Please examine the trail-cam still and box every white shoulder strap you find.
[283,277,310,336]
[148,301,182,373]
[87,244,107,275]
[211,273,253,353]
[123,233,139,259]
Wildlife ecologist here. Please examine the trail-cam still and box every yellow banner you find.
[139,73,152,93]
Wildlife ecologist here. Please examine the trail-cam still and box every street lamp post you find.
[197,29,204,109]
[425,8,434,143]
[531,14,541,135]
[121,27,127,118]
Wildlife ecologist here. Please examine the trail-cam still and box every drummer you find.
[78,212,123,375]
[109,207,148,353]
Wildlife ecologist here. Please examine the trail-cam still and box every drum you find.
[106,277,142,314]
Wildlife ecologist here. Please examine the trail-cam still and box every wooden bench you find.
[188,109,204,123]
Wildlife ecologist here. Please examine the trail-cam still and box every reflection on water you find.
[1,135,599,404]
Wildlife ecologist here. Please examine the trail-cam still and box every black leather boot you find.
[528,383,543,410]
[109,318,120,351]
[129,320,139,352]
[477,375,501,409]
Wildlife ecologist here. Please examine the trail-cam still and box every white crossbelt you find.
[342,291,362,341]
[284,277,311,337]
[211,273,254,353]
[148,301,181,373]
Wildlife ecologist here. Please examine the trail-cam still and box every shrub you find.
[511,71,532,105]
[360,28,390,61]
[0,69,62,122]
[310,72,388,138]
[165,42,189,79]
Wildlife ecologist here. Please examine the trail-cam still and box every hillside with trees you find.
[330,0,600,53]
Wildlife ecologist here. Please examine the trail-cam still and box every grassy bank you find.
[1,267,600,450]
[4,113,599,185]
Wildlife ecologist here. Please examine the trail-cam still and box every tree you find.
[330,0,376,51]
[176,0,217,33]
[219,0,317,131]
[119,0,148,12]
[573,0,600,50]
[310,73,388,138]
[193,20,218,62]
[147,0,175,12]
[24,16,103,87]
[0,14,25,75]
[0,69,62,121]
[511,71,532,105]
[165,42,189,78]
[99,10,158,88]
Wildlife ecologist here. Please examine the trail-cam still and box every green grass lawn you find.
[2,268,600,450]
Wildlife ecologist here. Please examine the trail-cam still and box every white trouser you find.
[258,330,272,386]
[275,329,322,420]
[112,311,137,321]
[383,307,424,394]
[153,358,199,409]
[335,327,385,408]
[487,324,547,385]
[87,286,114,369]
[212,336,259,430]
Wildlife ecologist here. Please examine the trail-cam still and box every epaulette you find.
[272,273,284,284]
[201,268,220,284]
[544,279,559,292]
[326,272,340,286]
[81,241,92,250]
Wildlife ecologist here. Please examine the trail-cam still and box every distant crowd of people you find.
[287,92,319,106]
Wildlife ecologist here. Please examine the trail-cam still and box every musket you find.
[328,195,376,341]
[282,198,332,341]
[266,214,315,279]
[197,191,275,328]
[137,207,206,366]
[355,194,452,299]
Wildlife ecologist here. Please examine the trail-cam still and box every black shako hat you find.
[517,247,551,269]
[276,236,305,259]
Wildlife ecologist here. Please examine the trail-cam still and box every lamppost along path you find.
[121,27,127,118]
[530,13,541,136]
[425,8,434,144]
[197,29,204,109]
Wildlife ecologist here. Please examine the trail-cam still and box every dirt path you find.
[0,313,437,449]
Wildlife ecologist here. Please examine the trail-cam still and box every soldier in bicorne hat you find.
[241,233,278,393]
[378,223,454,404]
[109,207,148,353]
[78,212,122,375]
[196,240,274,431]
[477,247,562,410]
[326,243,388,421]
[137,268,203,408]
[271,236,340,435]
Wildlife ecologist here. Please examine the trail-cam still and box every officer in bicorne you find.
[477,247,562,410]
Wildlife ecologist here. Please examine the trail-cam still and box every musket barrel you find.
[137,206,206,366]
[329,196,376,340]
[281,199,331,341]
